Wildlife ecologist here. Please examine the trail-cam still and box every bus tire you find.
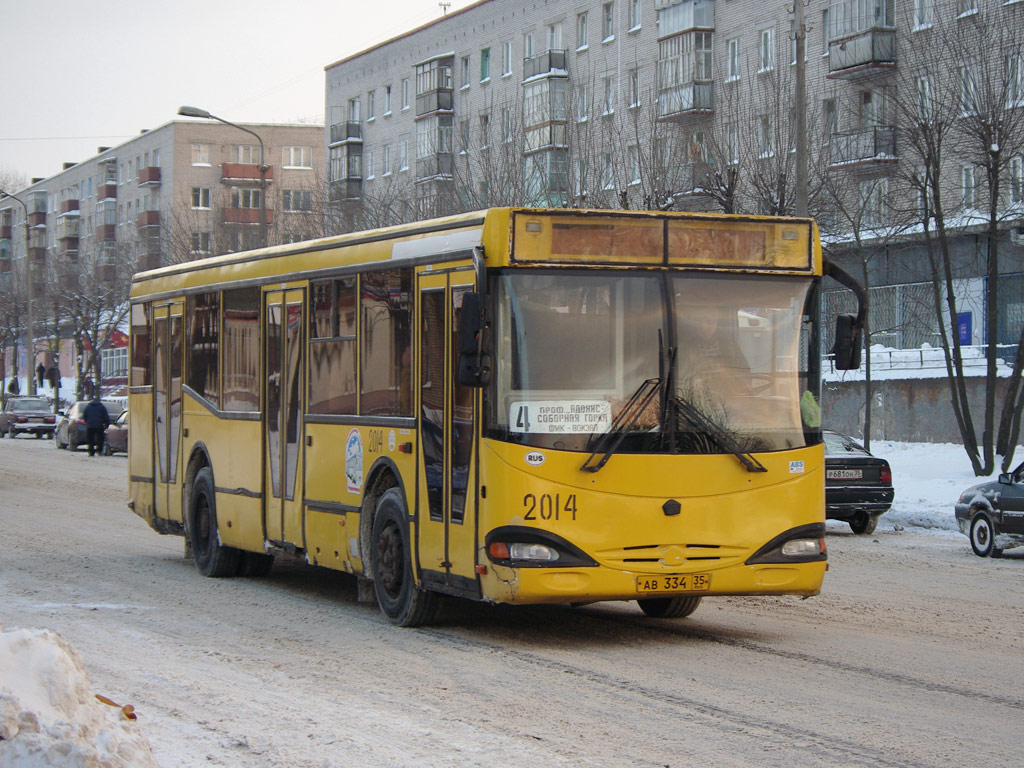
[236,551,275,577]
[188,467,240,577]
[637,595,702,618]
[371,488,437,627]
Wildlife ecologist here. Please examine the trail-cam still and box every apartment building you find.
[324,0,1024,350]
[0,120,324,287]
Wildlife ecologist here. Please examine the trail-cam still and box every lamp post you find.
[177,106,268,248]
[0,188,35,396]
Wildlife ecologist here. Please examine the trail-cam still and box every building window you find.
[628,145,640,184]
[524,32,534,59]
[402,78,410,109]
[577,12,588,49]
[629,0,641,30]
[860,178,888,227]
[548,22,563,50]
[960,66,978,114]
[961,166,977,208]
[236,144,262,165]
[600,151,614,190]
[727,122,739,165]
[958,0,977,13]
[913,0,932,28]
[349,98,361,122]
[502,41,512,75]
[232,188,262,209]
[191,143,211,166]
[461,55,471,88]
[822,9,830,54]
[190,232,211,254]
[501,107,512,143]
[481,47,491,81]
[727,37,741,80]
[1009,156,1023,204]
[823,98,838,140]
[384,85,392,114]
[759,27,775,72]
[628,69,640,107]
[383,144,391,174]
[1007,54,1024,109]
[366,150,375,180]
[758,115,773,157]
[576,82,589,121]
[916,76,934,123]
[400,140,409,171]
[602,75,615,115]
[282,146,313,168]
[458,119,470,153]
[367,90,376,119]
[282,189,313,211]
[191,187,211,209]
[602,2,614,41]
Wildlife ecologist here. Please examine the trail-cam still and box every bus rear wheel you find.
[637,595,702,618]
[188,467,241,577]
[371,488,438,627]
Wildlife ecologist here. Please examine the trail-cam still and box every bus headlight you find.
[485,526,598,568]
[746,524,827,565]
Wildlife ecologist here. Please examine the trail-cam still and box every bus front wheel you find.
[188,467,241,577]
[371,488,438,627]
[637,595,702,618]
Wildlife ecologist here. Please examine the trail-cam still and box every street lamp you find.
[0,188,35,396]
[177,106,268,248]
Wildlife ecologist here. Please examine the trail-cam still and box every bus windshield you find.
[488,270,819,455]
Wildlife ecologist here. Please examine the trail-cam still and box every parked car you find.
[102,409,128,455]
[954,462,1024,557]
[55,400,125,451]
[823,429,894,535]
[0,396,56,439]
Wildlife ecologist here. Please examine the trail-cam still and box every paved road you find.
[1,436,1021,767]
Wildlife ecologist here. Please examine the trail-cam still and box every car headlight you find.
[746,524,827,565]
[485,526,598,568]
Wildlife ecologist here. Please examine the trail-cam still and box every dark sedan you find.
[0,396,56,439]
[824,429,894,535]
[955,462,1024,557]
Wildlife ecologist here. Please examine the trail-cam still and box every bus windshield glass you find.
[488,270,819,454]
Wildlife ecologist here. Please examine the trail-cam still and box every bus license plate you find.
[635,574,711,594]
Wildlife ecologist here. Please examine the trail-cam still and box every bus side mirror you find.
[833,313,862,370]
[457,292,492,387]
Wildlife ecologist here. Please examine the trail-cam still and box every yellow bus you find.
[127,208,864,626]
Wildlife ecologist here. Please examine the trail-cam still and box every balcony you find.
[0,258,10,273]
[137,166,162,186]
[416,88,453,117]
[329,121,362,146]
[415,153,453,181]
[221,164,274,183]
[96,224,116,242]
[137,210,160,227]
[0,225,11,239]
[29,247,46,265]
[59,199,80,215]
[827,28,896,79]
[28,211,47,227]
[524,123,568,154]
[829,126,897,169]
[223,208,274,225]
[58,237,79,257]
[330,178,362,202]
[137,253,161,272]
[523,49,567,81]
[97,183,117,200]
[657,82,714,120]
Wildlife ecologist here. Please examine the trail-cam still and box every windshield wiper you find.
[581,378,661,473]
[672,392,767,473]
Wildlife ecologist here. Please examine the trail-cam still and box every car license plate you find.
[30,417,43,422]
[635,573,711,594]
[827,469,862,479]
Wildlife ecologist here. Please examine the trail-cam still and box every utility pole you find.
[794,0,808,217]
[1,189,35,395]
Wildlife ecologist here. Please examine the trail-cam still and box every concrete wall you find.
[822,376,1011,444]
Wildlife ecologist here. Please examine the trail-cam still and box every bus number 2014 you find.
[523,493,578,521]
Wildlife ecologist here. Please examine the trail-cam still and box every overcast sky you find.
[0,0,477,185]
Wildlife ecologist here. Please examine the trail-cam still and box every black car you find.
[955,462,1024,557]
[0,396,56,438]
[824,430,894,535]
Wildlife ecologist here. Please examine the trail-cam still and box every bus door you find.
[152,301,184,524]
[263,288,306,548]
[416,269,479,596]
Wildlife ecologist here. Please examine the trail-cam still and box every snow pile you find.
[0,622,157,767]
[824,342,1013,382]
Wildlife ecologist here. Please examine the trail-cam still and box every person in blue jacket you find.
[83,396,110,457]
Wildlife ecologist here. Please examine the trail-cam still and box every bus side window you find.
[309,278,358,415]
[130,302,150,387]
[361,268,413,416]
[222,287,261,412]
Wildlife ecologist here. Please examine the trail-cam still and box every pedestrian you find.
[83,395,110,457]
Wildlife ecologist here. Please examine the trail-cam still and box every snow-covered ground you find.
[0,438,1014,766]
